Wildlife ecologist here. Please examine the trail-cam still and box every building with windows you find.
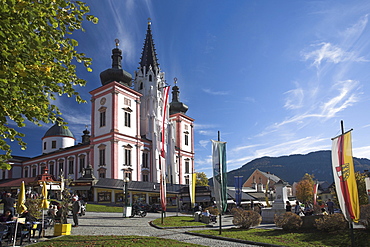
[0,21,194,204]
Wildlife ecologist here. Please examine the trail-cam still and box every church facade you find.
[2,21,194,203]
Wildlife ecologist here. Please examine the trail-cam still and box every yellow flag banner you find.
[189,173,196,209]
[331,131,360,223]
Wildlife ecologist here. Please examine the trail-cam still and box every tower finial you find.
[147,18,151,25]
[174,77,177,85]
[115,38,120,48]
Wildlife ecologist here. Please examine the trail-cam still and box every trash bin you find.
[194,211,201,222]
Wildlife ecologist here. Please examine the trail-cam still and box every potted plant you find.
[54,189,72,236]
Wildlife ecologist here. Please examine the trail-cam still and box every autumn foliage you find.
[274,212,303,230]
[295,173,315,203]
[231,208,262,229]
[314,213,347,231]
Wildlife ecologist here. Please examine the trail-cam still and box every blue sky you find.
[9,0,370,179]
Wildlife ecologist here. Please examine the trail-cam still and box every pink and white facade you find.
[2,22,194,186]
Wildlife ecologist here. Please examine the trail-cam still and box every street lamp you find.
[124,176,130,217]
[122,167,132,217]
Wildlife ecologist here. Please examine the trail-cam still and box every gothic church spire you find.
[139,19,160,75]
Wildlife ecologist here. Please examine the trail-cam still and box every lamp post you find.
[123,176,130,217]
[122,167,132,217]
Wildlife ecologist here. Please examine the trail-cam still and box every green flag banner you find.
[212,140,227,214]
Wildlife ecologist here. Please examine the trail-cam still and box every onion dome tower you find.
[170,78,188,115]
[42,121,75,154]
[100,39,132,86]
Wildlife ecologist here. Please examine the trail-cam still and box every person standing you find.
[1,193,15,215]
[71,196,81,227]
[294,200,302,215]
[326,199,334,214]
[285,201,292,212]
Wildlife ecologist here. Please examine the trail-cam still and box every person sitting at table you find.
[0,210,14,222]
[202,209,210,217]
[19,210,37,223]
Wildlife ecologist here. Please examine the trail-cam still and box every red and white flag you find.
[160,86,170,212]
[160,86,170,158]
[313,183,319,205]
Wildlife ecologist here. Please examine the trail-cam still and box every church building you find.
[1,21,195,204]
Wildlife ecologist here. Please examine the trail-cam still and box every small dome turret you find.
[42,121,75,154]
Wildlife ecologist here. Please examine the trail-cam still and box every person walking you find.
[1,193,15,215]
[72,196,81,227]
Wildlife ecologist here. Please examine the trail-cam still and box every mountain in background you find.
[209,150,370,186]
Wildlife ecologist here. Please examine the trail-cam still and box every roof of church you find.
[43,122,74,138]
[139,20,160,75]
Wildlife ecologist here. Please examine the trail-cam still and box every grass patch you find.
[31,235,203,246]
[152,216,206,228]
[190,228,370,247]
[86,203,123,213]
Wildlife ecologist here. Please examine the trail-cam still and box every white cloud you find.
[202,88,229,95]
[198,140,209,148]
[198,130,215,136]
[231,144,264,153]
[302,42,367,67]
[284,86,304,110]
[227,137,329,170]
[320,80,359,118]
[353,145,370,159]
[193,123,217,130]
[244,97,256,103]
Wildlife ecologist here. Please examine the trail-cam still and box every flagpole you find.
[340,120,355,247]
[218,131,222,235]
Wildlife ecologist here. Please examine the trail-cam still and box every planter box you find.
[54,223,71,236]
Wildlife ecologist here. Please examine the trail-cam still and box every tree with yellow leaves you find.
[0,0,98,168]
[296,173,315,203]
[195,172,209,186]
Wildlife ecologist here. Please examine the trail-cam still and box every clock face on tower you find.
[100,97,106,105]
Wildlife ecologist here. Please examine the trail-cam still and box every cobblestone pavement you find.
[41,212,262,247]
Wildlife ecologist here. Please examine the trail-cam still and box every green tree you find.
[296,173,315,203]
[0,0,98,168]
[195,172,209,186]
[355,171,369,205]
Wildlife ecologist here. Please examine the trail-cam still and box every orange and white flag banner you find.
[331,131,360,223]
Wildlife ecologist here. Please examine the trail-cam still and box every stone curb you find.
[149,221,214,229]
[184,231,285,247]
